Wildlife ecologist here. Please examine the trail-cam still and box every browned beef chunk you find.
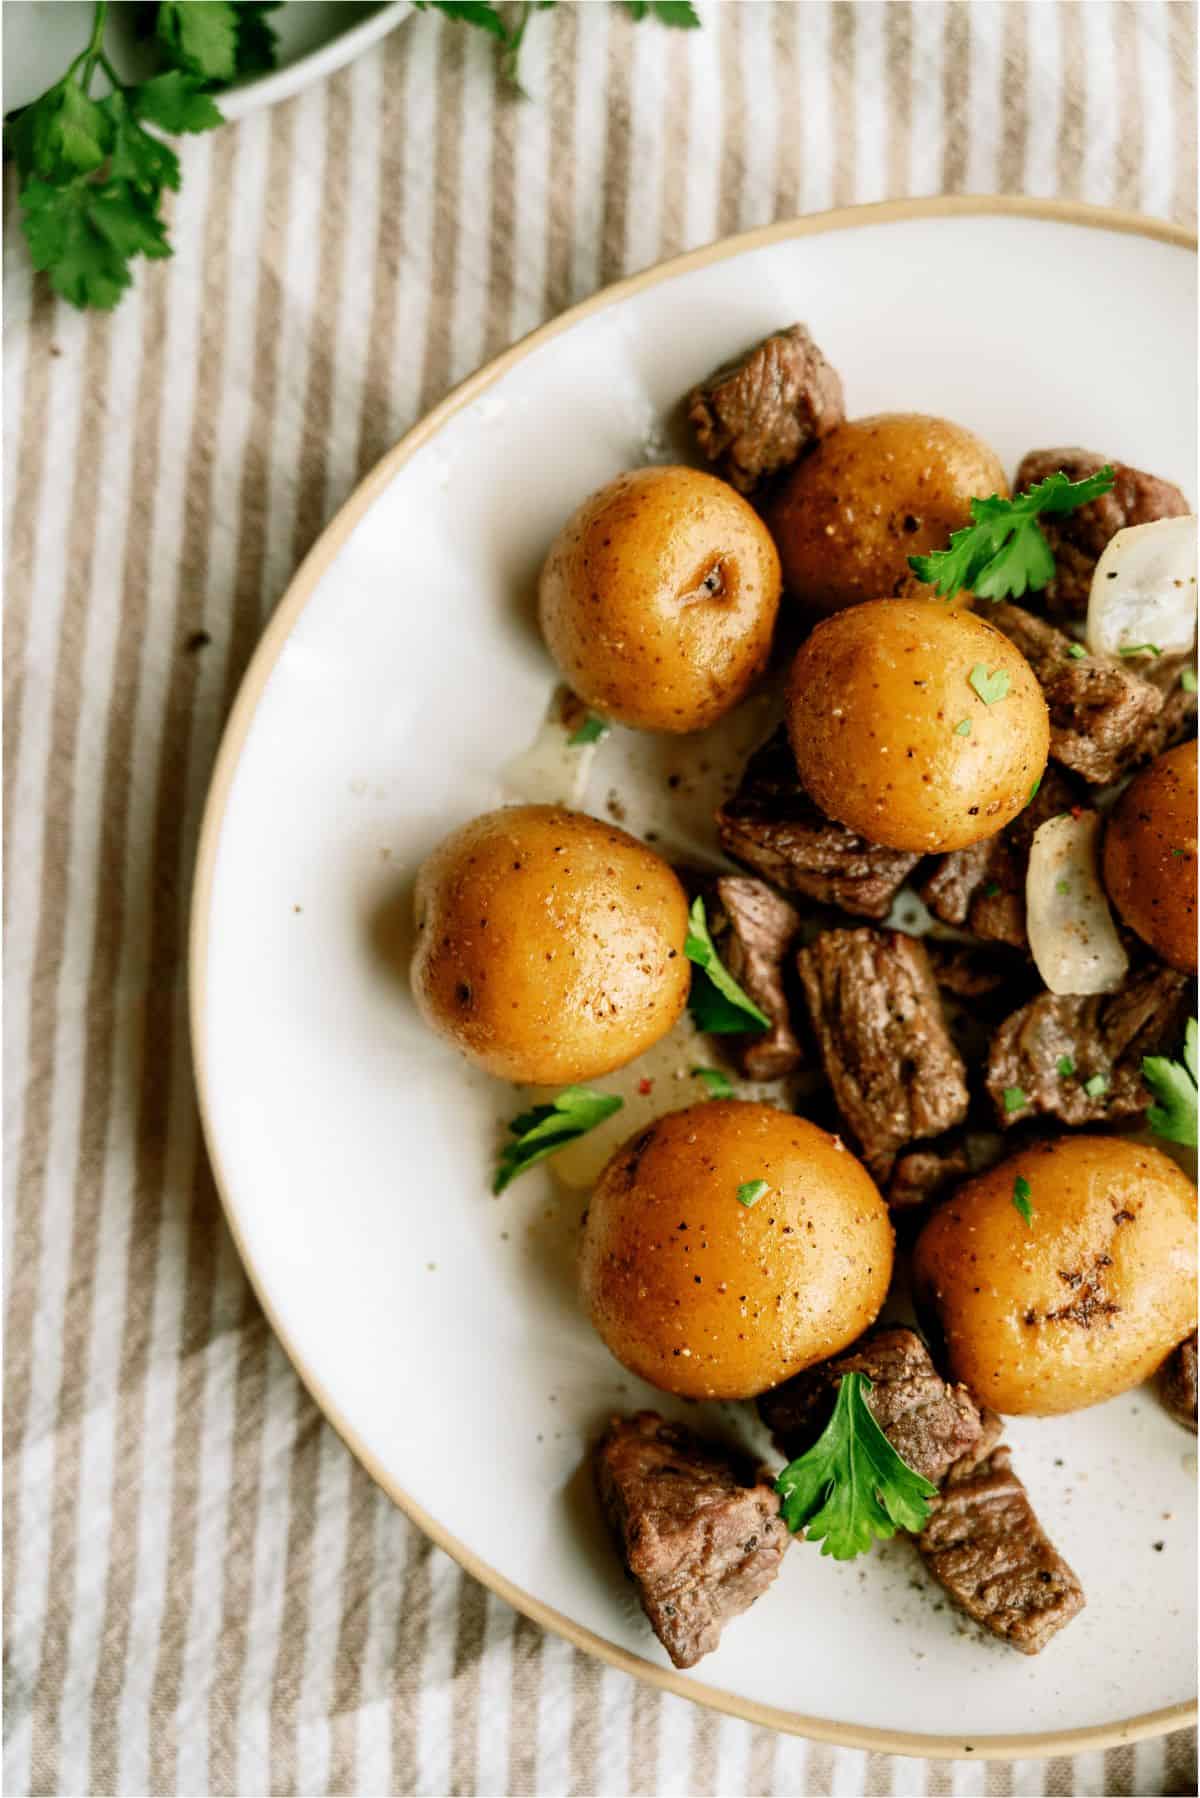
[593,1412,790,1669]
[700,875,805,1079]
[986,966,1191,1128]
[1014,449,1190,619]
[920,765,1085,949]
[1159,1332,1198,1434]
[796,928,970,1178]
[886,1138,973,1211]
[717,730,919,919]
[1137,652,1200,765]
[686,324,845,494]
[986,601,1164,785]
[758,1327,983,1487]
[918,1444,1085,1653]
[925,943,1013,1000]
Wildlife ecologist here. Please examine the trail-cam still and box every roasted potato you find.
[913,1135,1197,1416]
[1102,739,1198,973]
[785,598,1050,853]
[538,466,781,733]
[767,413,1007,616]
[579,1100,893,1399]
[411,805,690,1084]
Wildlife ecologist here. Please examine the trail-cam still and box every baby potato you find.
[1102,739,1197,973]
[913,1135,1197,1416]
[537,466,781,733]
[411,805,690,1084]
[767,413,1008,616]
[786,598,1050,853]
[579,1100,893,1400]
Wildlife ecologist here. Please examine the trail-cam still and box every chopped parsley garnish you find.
[968,664,1011,706]
[1057,1055,1076,1078]
[1118,643,1162,658]
[1083,1073,1110,1099]
[1066,642,1088,659]
[1028,775,1042,802]
[983,880,1002,898]
[954,719,971,737]
[685,896,771,1035]
[493,1086,623,1193]
[775,1372,937,1560]
[1182,668,1198,693]
[907,465,1115,601]
[1143,1018,1197,1148]
[1056,877,1071,895]
[736,1179,768,1208]
[1012,1175,1034,1226]
[567,714,609,745]
[692,1065,734,1100]
[1003,1085,1028,1113]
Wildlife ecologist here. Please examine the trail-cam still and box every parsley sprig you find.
[6,2,278,310]
[909,466,1116,602]
[414,0,700,91]
[1143,1018,1198,1149]
[684,896,771,1035]
[775,1372,937,1560]
[493,1086,623,1192]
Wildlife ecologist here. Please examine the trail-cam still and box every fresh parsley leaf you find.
[1143,1019,1198,1148]
[9,76,112,178]
[908,466,1115,602]
[684,896,771,1035]
[104,90,183,190]
[775,1372,938,1560]
[414,0,511,39]
[493,1086,623,1193]
[1003,1085,1028,1113]
[1182,668,1198,693]
[736,1178,768,1208]
[1083,1073,1110,1099]
[692,1066,734,1099]
[133,68,223,133]
[156,1,240,82]
[567,714,609,746]
[968,664,1010,706]
[1057,1055,1076,1078]
[623,0,701,22]
[21,179,135,308]
[953,719,971,737]
[231,1,283,78]
[1012,1174,1033,1225]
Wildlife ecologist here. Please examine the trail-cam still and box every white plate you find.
[191,200,1198,1758]
[2,1,408,123]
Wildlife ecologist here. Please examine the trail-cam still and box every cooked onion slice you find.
[1026,811,1129,995]
[1086,515,1198,660]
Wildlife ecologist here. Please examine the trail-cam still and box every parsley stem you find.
[80,2,110,91]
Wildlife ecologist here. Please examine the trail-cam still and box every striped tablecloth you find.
[4,4,1197,1794]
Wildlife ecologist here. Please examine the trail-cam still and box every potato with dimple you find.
[579,1101,893,1400]
[411,805,690,1085]
[538,466,782,734]
[1102,739,1197,974]
[767,413,1008,616]
[785,598,1049,853]
[913,1135,1197,1417]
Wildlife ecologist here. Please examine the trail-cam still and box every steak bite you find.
[717,729,919,919]
[686,324,845,495]
[920,765,1085,950]
[917,1443,1085,1654]
[1159,1331,1198,1434]
[699,874,805,1079]
[886,1138,973,1212]
[986,965,1191,1129]
[796,927,970,1179]
[1140,652,1200,764]
[758,1326,984,1487]
[1014,448,1190,619]
[593,1412,790,1669]
[986,601,1164,786]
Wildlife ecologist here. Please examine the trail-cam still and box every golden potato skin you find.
[786,598,1050,852]
[411,805,690,1084]
[579,1101,893,1399]
[538,466,782,733]
[1102,739,1197,974]
[913,1135,1197,1417]
[767,413,1008,616]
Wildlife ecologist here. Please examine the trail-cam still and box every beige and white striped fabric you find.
[4,4,1197,1794]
